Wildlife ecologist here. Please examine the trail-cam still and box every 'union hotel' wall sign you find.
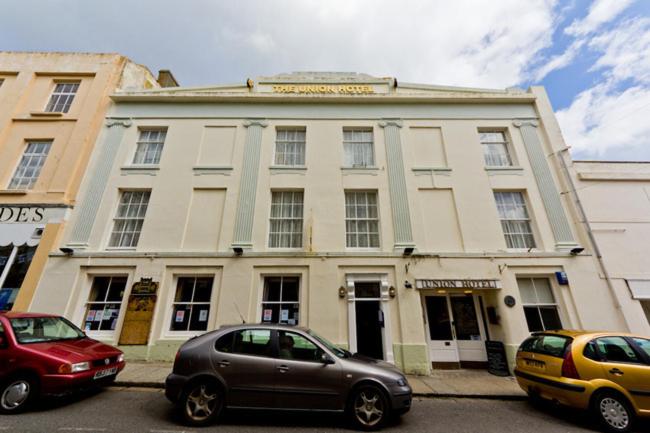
[416,279,502,289]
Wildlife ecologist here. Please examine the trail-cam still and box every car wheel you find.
[179,380,223,427]
[592,391,635,433]
[0,377,38,414]
[348,385,390,431]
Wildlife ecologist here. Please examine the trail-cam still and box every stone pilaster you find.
[379,120,415,250]
[68,118,132,247]
[514,120,576,249]
[232,119,268,249]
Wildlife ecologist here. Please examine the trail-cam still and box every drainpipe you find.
[555,148,632,332]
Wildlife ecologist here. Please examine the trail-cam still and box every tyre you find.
[592,391,635,433]
[348,385,390,431]
[178,380,223,427]
[0,376,38,414]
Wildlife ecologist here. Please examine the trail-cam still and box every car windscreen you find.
[307,329,347,358]
[10,316,85,344]
[519,334,572,358]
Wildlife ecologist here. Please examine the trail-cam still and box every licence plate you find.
[524,359,545,369]
[93,367,117,380]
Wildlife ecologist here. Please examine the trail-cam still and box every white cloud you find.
[533,39,585,81]
[565,0,634,36]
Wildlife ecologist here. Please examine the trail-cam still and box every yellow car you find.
[514,330,650,433]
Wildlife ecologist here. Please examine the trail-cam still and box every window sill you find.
[270,165,307,170]
[485,166,524,175]
[105,247,137,251]
[341,166,379,175]
[193,165,233,176]
[161,331,208,340]
[120,165,160,176]
[412,167,452,176]
[30,111,63,117]
[0,189,28,195]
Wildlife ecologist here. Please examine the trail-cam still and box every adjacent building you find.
[0,52,176,312]
[29,72,632,374]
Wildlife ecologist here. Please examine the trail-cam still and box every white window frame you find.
[45,81,80,113]
[108,190,151,249]
[494,191,536,249]
[343,128,375,168]
[345,191,381,249]
[168,275,215,335]
[260,275,301,325]
[8,140,52,190]
[518,277,563,332]
[268,190,304,249]
[132,129,167,165]
[480,130,514,167]
[81,275,129,339]
[274,127,306,167]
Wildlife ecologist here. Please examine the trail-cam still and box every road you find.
[1,387,648,433]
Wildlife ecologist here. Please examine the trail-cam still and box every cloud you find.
[565,0,634,36]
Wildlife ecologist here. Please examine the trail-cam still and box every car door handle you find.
[609,368,624,376]
[276,365,289,373]
[218,360,230,367]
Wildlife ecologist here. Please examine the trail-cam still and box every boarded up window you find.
[407,127,447,167]
[417,189,463,251]
[182,189,226,250]
[198,126,236,166]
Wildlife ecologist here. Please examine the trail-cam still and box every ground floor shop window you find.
[0,245,37,311]
[84,276,127,331]
[261,276,299,325]
[170,276,213,331]
[518,277,562,332]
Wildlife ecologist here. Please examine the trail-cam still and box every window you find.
[518,278,562,332]
[275,128,305,166]
[133,129,166,165]
[83,276,127,332]
[494,191,535,249]
[632,338,650,358]
[10,316,84,344]
[8,140,52,190]
[45,82,79,113]
[170,277,213,332]
[519,334,571,358]
[231,329,273,357]
[345,191,380,248]
[480,131,513,167]
[642,301,650,326]
[269,191,303,248]
[343,128,374,167]
[594,337,641,364]
[0,245,37,311]
[261,276,299,325]
[109,191,150,248]
[278,330,322,362]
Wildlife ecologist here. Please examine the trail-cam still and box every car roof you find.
[219,323,309,332]
[531,329,641,339]
[0,311,59,319]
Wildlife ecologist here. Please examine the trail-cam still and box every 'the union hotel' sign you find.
[272,84,375,94]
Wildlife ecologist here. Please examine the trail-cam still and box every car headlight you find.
[71,362,90,373]
[117,354,125,363]
[397,378,408,386]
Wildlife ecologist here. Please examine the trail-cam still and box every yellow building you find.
[0,51,176,311]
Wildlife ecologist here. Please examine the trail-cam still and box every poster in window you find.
[280,309,289,322]
[199,309,208,322]
[85,322,91,331]
[175,310,185,323]
[111,319,117,330]
[86,310,96,322]
[263,309,272,322]
[95,310,103,322]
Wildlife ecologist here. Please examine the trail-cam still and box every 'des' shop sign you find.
[118,278,159,345]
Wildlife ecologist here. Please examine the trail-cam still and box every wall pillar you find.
[232,119,267,249]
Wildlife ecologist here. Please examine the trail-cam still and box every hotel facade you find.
[0,52,170,313]
[28,72,634,374]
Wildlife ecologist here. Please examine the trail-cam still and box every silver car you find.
[165,324,412,430]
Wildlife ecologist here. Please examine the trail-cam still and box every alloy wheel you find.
[354,389,385,427]
[600,397,629,430]
[184,383,219,422]
[1,380,30,411]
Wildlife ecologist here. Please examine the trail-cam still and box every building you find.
[29,72,630,374]
[0,51,176,312]
[571,161,650,334]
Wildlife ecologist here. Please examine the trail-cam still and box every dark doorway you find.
[355,300,383,359]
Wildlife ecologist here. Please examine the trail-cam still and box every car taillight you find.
[175,350,181,363]
[561,344,580,379]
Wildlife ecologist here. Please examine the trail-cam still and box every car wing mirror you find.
[321,353,335,365]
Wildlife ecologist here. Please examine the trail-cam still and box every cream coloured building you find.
[0,52,176,313]
[29,72,633,374]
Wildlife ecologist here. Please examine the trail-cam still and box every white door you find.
[424,296,459,363]
[449,295,488,363]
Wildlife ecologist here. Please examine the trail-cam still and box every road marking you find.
[150,430,189,433]
[58,428,107,432]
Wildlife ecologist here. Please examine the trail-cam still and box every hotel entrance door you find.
[424,294,488,368]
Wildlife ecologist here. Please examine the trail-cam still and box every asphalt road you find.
[1,387,648,433]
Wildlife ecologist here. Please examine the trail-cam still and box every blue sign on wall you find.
[555,271,569,285]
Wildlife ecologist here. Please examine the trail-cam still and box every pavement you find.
[114,361,527,399]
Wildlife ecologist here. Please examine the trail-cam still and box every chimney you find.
[157,69,179,88]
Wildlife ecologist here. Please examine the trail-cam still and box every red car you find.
[0,312,125,413]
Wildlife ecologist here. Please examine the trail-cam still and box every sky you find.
[2,0,649,161]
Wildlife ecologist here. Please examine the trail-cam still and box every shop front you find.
[417,279,501,369]
[0,205,67,311]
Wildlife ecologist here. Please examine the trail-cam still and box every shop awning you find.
[627,280,650,300]
[416,279,502,290]
[0,224,42,247]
